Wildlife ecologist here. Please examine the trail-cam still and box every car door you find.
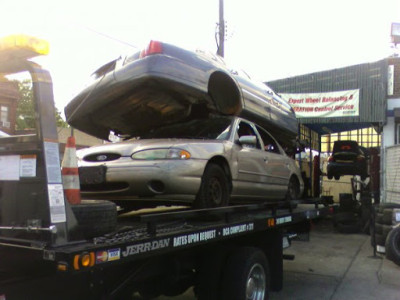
[255,125,291,198]
[234,120,273,198]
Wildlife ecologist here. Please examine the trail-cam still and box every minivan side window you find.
[256,125,280,154]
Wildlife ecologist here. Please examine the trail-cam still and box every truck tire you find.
[194,163,230,208]
[70,200,117,239]
[385,224,400,266]
[221,247,269,300]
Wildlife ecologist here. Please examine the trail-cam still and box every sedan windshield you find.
[141,117,233,140]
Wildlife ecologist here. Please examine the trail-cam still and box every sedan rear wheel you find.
[194,163,229,208]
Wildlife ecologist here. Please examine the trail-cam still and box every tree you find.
[15,79,68,130]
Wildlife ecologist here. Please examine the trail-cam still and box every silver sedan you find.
[78,116,303,210]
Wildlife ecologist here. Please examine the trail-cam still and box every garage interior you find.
[267,58,389,204]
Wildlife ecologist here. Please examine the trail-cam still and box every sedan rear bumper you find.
[327,162,367,177]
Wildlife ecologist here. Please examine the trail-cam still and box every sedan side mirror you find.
[239,135,257,147]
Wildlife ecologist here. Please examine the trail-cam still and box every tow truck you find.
[0,35,329,300]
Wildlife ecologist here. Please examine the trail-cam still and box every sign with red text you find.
[280,89,359,118]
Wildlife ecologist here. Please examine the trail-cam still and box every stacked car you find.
[65,40,303,211]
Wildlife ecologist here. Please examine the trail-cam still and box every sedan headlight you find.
[131,148,191,160]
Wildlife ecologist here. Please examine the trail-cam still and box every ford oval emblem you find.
[96,155,108,161]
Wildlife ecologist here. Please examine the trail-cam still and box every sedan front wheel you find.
[194,163,230,208]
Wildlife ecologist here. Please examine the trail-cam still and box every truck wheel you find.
[221,247,269,300]
[385,225,400,266]
[194,163,229,208]
[70,200,117,239]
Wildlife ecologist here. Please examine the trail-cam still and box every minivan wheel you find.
[194,163,230,208]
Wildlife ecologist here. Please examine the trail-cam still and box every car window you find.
[236,121,261,149]
[255,125,281,154]
[141,117,232,140]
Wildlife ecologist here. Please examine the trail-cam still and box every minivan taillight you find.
[140,40,163,58]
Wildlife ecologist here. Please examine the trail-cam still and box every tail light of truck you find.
[140,40,163,58]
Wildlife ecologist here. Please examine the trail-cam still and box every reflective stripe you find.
[62,148,78,167]
[62,175,80,189]
[61,167,79,176]
[64,189,81,205]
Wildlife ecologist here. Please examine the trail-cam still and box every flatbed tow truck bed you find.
[0,201,329,300]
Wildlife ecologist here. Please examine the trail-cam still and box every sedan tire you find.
[286,176,300,201]
[194,163,230,208]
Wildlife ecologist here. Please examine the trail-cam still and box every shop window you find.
[1,106,8,122]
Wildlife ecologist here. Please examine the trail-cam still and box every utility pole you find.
[218,0,225,57]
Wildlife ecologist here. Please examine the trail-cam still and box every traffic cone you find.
[61,136,81,205]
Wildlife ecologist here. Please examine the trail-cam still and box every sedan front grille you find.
[83,153,121,162]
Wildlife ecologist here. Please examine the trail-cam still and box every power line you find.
[81,25,138,49]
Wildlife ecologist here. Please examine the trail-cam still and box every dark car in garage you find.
[327,140,369,180]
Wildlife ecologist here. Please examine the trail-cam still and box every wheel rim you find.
[246,263,266,300]
[208,177,222,205]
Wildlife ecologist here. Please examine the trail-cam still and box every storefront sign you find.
[280,89,359,118]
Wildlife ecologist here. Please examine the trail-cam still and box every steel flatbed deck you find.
[38,202,328,273]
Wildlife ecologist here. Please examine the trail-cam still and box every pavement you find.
[134,217,400,300]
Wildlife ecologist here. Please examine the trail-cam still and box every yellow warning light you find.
[0,34,49,61]
[267,218,275,227]
[57,263,68,272]
[73,252,95,270]
[81,253,91,267]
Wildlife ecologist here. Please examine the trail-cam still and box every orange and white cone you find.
[61,136,81,205]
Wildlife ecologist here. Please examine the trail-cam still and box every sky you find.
[0,0,399,117]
